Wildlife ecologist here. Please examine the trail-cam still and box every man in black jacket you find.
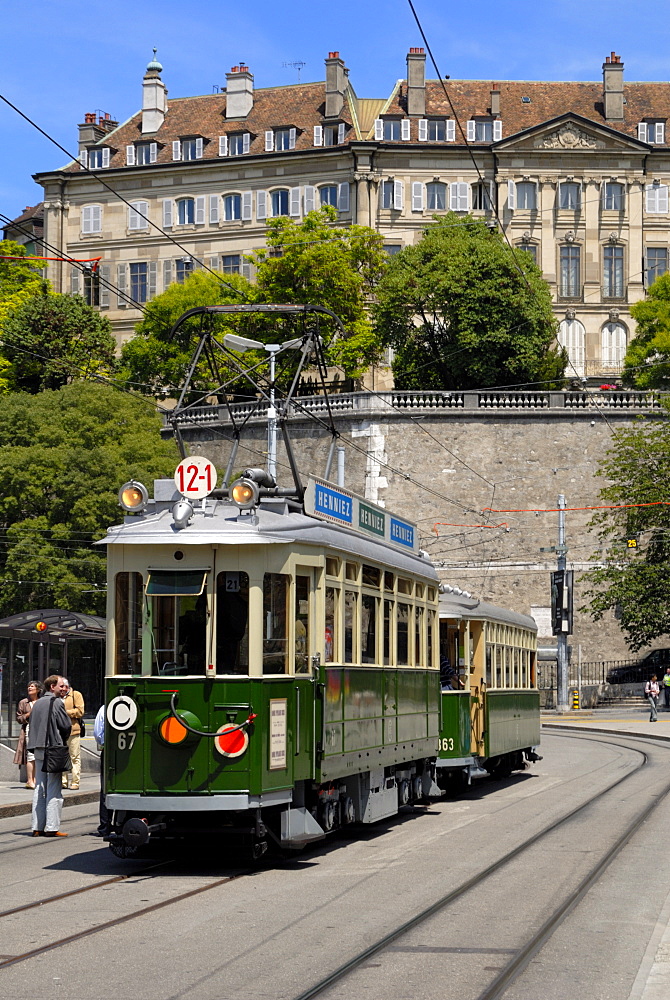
[27,675,71,837]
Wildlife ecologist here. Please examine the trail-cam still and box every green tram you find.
[436,591,541,790]
[102,466,442,856]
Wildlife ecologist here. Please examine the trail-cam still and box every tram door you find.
[293,570,315,781]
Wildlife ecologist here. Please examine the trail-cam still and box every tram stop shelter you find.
[0,609,105,743]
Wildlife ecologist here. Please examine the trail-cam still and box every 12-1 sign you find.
[174,456,218,499]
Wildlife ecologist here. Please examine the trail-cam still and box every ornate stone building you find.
[34,49,670,377]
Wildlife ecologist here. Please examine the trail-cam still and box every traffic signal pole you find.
[556,494,569,713]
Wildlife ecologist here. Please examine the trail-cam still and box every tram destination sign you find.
[304,477,417,553]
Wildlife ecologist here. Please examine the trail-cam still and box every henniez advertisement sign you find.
[304,477,418,553]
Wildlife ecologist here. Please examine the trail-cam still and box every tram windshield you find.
[146,569,208,675]
[216,572,249,673]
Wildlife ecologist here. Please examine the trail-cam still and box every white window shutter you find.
[102,147,110,168]
[638,122,648,142]
[265,130,274,151]
[163,259,172,290]
[150,142,157,163]
[659,185,669,213]
[219,135,228,156]
[289,127,297,149]
[71,268,81,295]
[148,262,157,300]
[195,196,206,224]
[92,205,102,232]
[401,119,411,141]
[209,195,219,224]
[508,179,516,210]
[82,205,92,234]
[243,133,250,153]
[418,119,428,141]
[195,138,204,159]
[99,263,110,308]
[338,122,346,144]
[290,186,301,217]
[172,140,181,161]
[657,122,666,144]
[412,181,424,212]
[209,257,219,271]
[126,145,135,166]
[78,149,88,168]
[163,199,173,228]
[338,182,350,212]
[374,119,383,140]
[493,120,502,141]
[646,185,655,212]
[313,125,323,146]
[467,120,476,141]
[256,190,267,220]
[459,182,469,211]
[128,204,140,230]
[393,180,404,211]
[304,185,316,213]
[446,120,456,141]
[449,182,459,211]
[117,264,126,308]
[242,191,253,220]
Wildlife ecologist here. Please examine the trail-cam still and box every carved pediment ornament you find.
[539,124,603,150]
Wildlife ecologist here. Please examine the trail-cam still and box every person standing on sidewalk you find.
[27,675,71,837]
[61,680,84,790]
[662,668,670,711]
[645,674,660,722]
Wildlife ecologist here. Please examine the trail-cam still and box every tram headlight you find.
[230,477,260,510]
[118,480,148,512]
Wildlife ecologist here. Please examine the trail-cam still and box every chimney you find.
[78,113,106,153]
[490,83,500,118]
[602,51,624,121]
[142,50,168,133]
[406,47,426,116]
[225,64,254,118]
[325,52,348,119]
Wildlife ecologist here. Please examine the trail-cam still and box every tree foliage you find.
[583,409,670,649]
[0,382,179,617]
[621,273,670,389]
[1,287,117,393]
[0,240,46,389]
[373,214,565,390]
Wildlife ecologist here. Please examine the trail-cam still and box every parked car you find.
[606,649,670,684]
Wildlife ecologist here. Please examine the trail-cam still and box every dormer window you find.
[418,119,456,142]
[80,147,110,169]
[173,138,204,161]
[224,132,251,156]
[266,128,297,152]
[325,123,346,146]
[638,121,666,144]
[128,142,157,166]
[374,119,411,141]
[466,119,503,142]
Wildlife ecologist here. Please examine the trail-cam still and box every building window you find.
[87,148,109,169]
[603,182,625,211]
[646,183,669,214]
[381,180,394,209]
[324,125,344,146]
[271,189,289,216]
[84,271,99,306]
[426,182,446,211]
[520,243,538,265]
[472,182,492,211]
[319,186,338,207]
[427,120,446,141]
[559,245,581,297]
[136,143,156,165]
[383,120,401,141]
[130,263,148,304]
[558,318,586,375]
[275,129,292,151]
[559,182,581,210]
[81,205,102,234]
[516,182,537,210]
[475,120,493,141]
[602,322,627,366]
[384,244,402,256]
[228,133,248,156]
[224,194,242,221]
[646,247,668,286]
[177,198,195,225]
[638,121,666,144]
[222,254,241,274]
[603,245,624,298]
[181,139,199,161]
[176,258,193,283]
[128,200,149,230]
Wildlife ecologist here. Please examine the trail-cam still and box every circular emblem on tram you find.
[107,695,138,732]
[213,724,249,758]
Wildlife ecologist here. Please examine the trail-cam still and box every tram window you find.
[486,645,493,685]
[263,573,289,673]
[397,578,412,596]
[397,603,410,665]
[151,591,207,676]
[384,571,395,592]
[361,594,377,663]
[325,587,337,663]
[362,564,381,587]
[415,583,424,600]
[326,557,340,578]
[115,572,143,673]
[415,607,424,665]
[505,647,511,687]
[216,572,249,674]
[513,648,519,687]
[345,562,359,582]
[495,646,502,687]
[344,591,358,663]
[427,611,434,668]
[383,599,393,664]
[427,587,436,603]
[295,575,310,673]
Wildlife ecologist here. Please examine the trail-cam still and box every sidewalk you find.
[0,772,99,819]
[541,702,670,742]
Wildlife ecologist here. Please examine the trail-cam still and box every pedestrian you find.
[92,704,110,837]
[60,679,84,790]
[27,675,71,837]
[645,674,660,722]
[662,668,670,711]
[13,681,43,788]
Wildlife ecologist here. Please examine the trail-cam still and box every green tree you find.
[621,273,670,389]
[250,206,387,376]
[583,410,670,649]
[373,214,565,390]
[0,241,46,389]
[0,382,179,617]
[1,287,117,393]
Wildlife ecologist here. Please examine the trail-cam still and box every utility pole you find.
[556,494,569,712]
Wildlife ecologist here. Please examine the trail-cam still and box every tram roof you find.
[101,498,439,581]
[438,593,538,632]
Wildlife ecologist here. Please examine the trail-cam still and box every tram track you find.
[292,730,670,1000]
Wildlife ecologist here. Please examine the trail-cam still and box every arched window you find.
[602,322,627,368]
[319,186,338,207]
[426,182,446,211]
[177,198,195,225]
[558,318,586,375]
[271,189,289,217]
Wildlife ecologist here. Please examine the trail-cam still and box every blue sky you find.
[2,0,670,222]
